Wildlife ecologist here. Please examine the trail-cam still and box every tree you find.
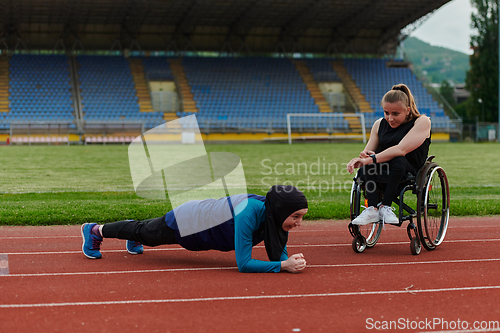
[440,80,456,107]
[465,0,499,122]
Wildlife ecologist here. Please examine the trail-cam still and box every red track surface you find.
[1,217,500,332]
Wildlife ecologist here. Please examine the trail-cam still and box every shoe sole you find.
[126,247,143,255]
[126,239,143,255]
[352,215,381,225]
[352,220,400,226]
[81,224,101,259]
[352,220,380,226]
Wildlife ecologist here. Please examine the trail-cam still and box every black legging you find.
[101,216,178,247]
[358,156,417,207]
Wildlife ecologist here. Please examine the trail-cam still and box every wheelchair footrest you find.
[348,222,357,237]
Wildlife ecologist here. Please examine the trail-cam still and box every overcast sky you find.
[410,0,474,55]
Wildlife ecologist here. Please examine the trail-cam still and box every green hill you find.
[402,36,470,84]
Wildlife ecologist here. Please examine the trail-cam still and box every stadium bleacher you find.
[306,59,342,83]
[342,58,450,128]
[5,55,75,129]
[1,54,451,138]
[141,56,175,81]
[77,55,164,129]
[180,57,348,130]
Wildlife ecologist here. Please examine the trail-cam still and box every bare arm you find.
[359,119,381,158]
[346,119,380,173]
[373,116,431,164]
[347,116,431,173]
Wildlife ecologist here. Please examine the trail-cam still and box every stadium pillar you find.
[498,19,500,141]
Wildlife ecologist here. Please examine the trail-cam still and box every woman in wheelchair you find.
[346,83,431,226]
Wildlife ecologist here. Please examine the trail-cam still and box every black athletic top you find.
[376,117,431,170]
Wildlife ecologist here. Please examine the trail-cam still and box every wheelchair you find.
[348,156,450,255]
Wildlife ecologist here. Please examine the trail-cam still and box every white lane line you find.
[299,225,498,231]
[311,258,500,268]
[2,238,500,256]
[2,258,500,278]
[444,224,495,228]
[0,224,494,239]
[3,266,237,277]
[0,285,499,309]
[289,238,500,247]
[0,247,185,255]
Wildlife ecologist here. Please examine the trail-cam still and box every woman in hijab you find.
[81,185,309,273]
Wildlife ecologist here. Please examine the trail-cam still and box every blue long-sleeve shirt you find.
[234,198,288,273]
[164,195,288,273]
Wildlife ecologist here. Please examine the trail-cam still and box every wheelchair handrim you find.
[423,166,450,246]
[363,223,382,246]
[349,180,356,212]
[349,180,358,220]
[350,180,382,247]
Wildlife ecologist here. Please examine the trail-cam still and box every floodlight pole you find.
[498,19,500,141]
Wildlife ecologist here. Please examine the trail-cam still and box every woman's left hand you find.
[359,149,375,158]
[281,253,307,273]
[346,157,371,174]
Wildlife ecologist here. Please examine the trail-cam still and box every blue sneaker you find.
[81,223,103,259]
[126,240,144,255]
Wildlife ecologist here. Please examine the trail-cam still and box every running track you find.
[1,217,499,332]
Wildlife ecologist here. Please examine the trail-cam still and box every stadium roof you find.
[0,0,451,55]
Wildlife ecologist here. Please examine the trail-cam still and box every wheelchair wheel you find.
[350,179,382,248]
[352,235,367,253]
[410,237,421,255]
[417,165,450,251]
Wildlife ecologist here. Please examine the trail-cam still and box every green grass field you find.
[1,142,499,225]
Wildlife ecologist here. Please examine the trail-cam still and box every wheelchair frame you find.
[348,156,450,255]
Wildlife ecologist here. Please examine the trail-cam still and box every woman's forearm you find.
[372,145,406,164]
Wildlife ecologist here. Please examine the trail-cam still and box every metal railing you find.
[1,114,463,141]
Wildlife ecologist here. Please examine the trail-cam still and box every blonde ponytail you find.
[381,84,421,121]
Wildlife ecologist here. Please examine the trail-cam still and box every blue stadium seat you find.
[342,58,449,129]
[77,55,165,126]
[181,56,329,130]
[8,55,74,124]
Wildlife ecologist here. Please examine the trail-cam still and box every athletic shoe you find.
[81,223,103,259]
[352,206,380,225]
[126,240,144,255]
[379,205,399,225]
